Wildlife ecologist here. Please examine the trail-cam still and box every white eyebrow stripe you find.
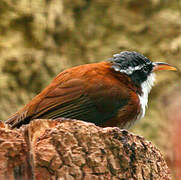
[134,65,142,70]
[119,65,143,75]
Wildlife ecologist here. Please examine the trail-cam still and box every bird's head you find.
[109,51,177,88]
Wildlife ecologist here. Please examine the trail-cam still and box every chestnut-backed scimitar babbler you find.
[6,51,177,128]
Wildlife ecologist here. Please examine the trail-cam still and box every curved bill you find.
[152,62,177,72]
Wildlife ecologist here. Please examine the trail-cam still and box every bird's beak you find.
[152,62,177,72]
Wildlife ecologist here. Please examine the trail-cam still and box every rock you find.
[0,118,171,179]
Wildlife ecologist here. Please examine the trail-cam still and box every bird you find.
[6,51,177,129]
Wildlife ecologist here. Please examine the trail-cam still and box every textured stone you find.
[0,118,171,179]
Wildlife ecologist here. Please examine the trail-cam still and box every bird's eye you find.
[142,66,148,73]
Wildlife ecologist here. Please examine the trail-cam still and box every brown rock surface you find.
[0,119,171,180]
[0,121,31,180]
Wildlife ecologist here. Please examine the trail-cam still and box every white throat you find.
[138,73,155,120]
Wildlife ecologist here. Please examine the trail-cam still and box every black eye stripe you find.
[142,66,148,71]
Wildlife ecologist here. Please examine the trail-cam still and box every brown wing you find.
[6,78,89,128]
[6,62,134,128]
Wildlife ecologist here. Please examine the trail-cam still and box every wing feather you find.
[6,63,131,128]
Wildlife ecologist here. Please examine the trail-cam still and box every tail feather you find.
[6,110,29,128]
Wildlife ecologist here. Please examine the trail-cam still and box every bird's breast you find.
[100,91,141,129]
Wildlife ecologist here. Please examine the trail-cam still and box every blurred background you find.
[0,0,181,178]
